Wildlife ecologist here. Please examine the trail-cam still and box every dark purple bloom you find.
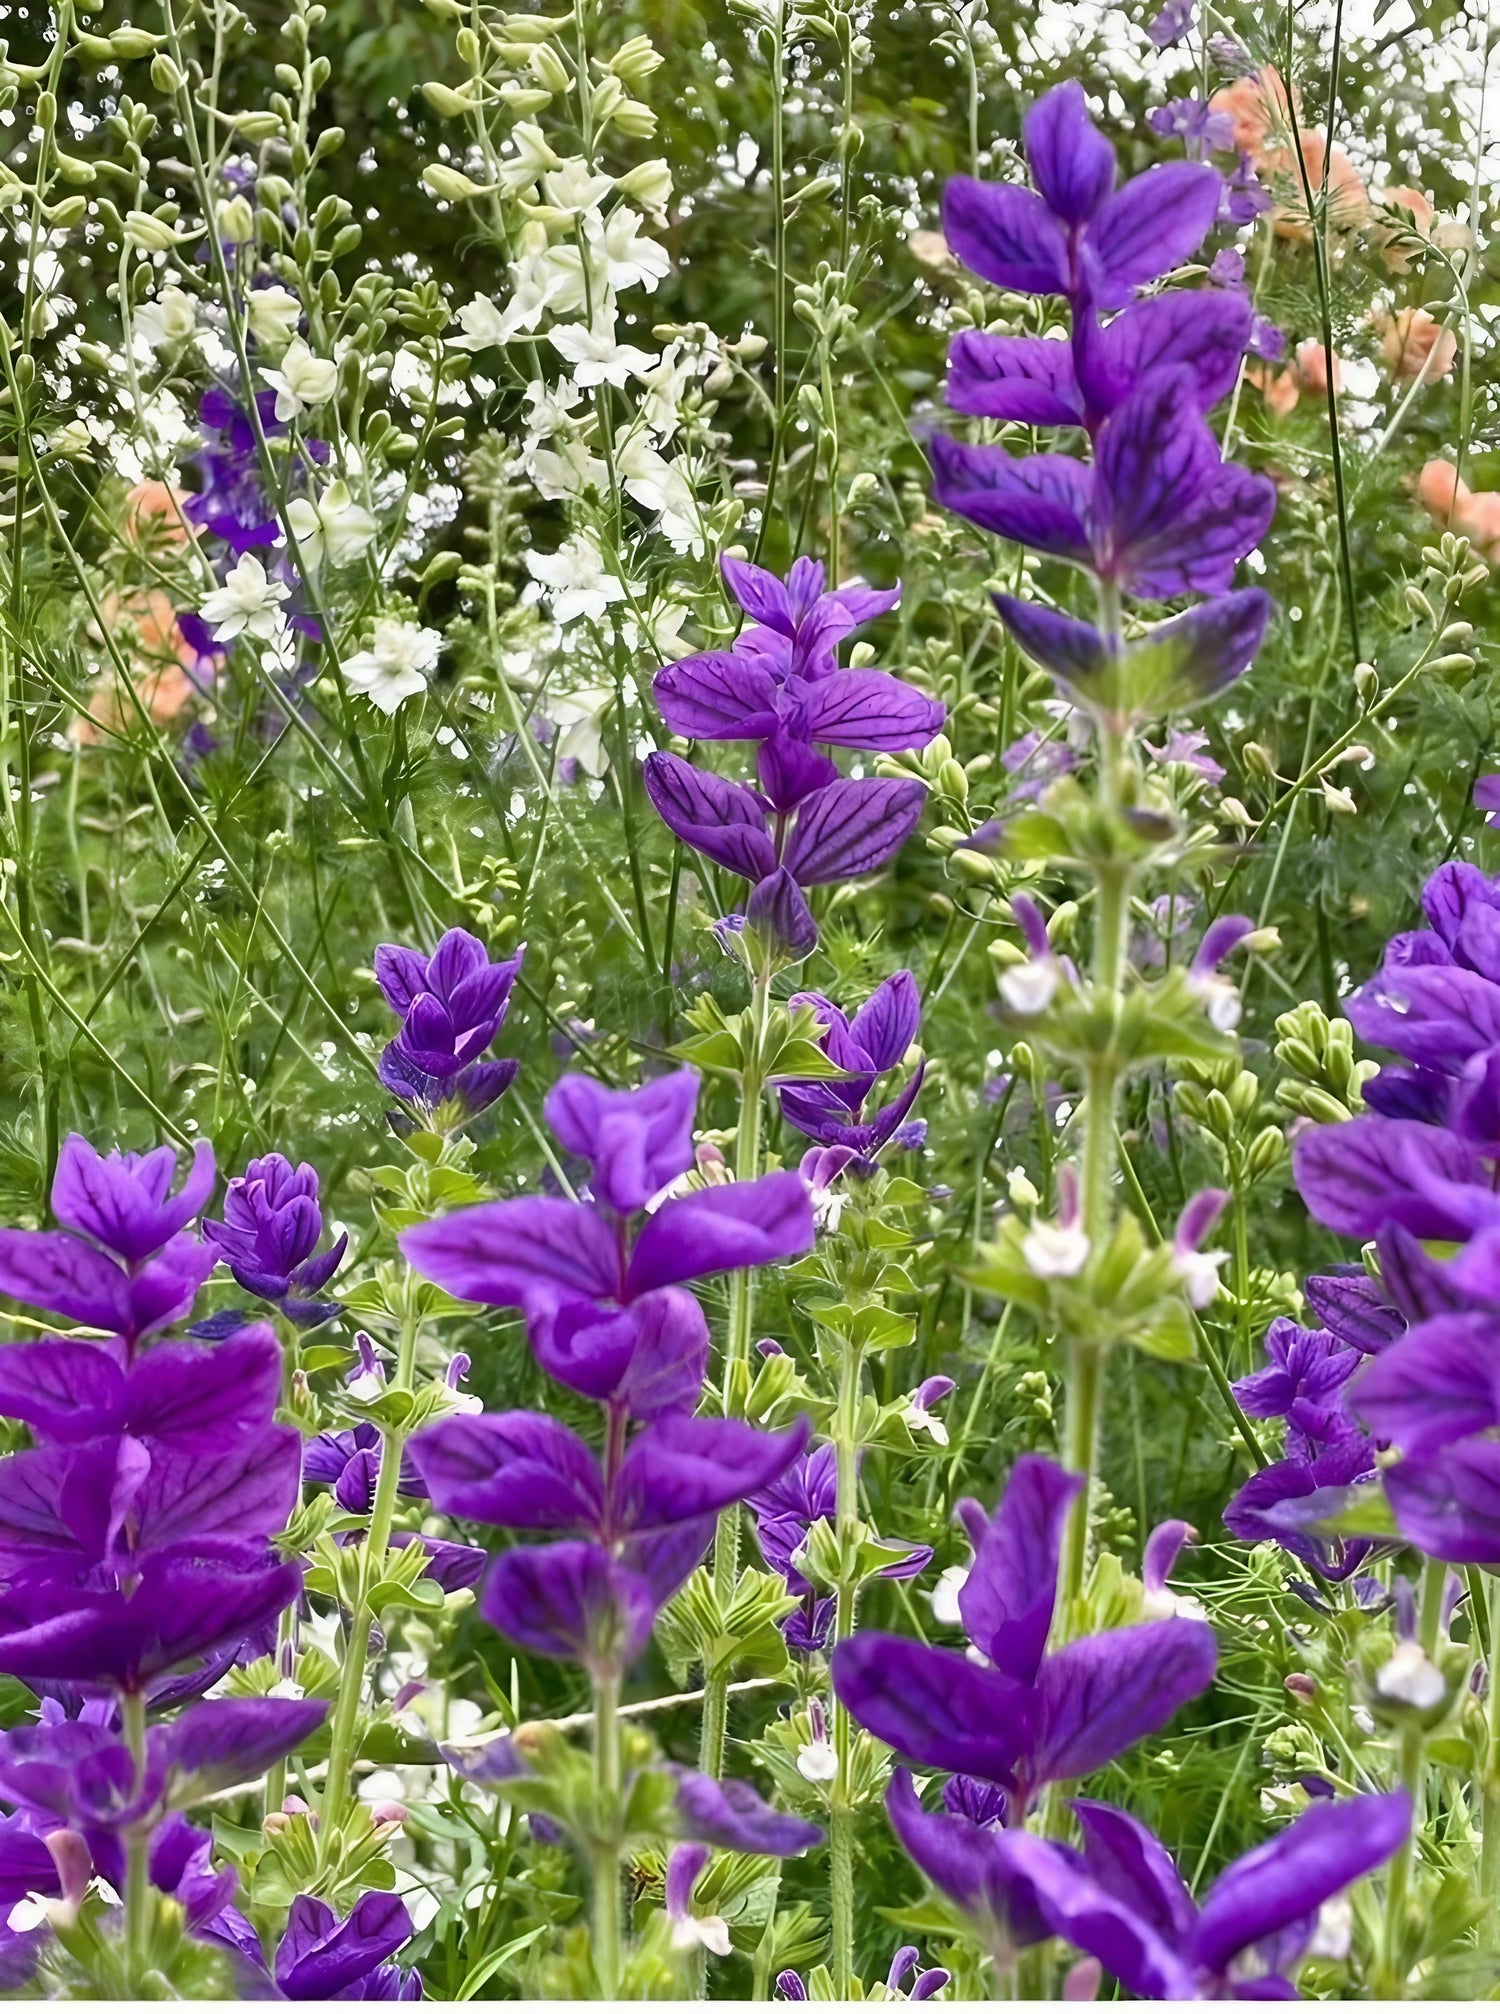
[932,370,1276,600]
[776,970,925,1166]
[1382,1437,1500,1564]
[885,1768,1053,1953]
[942,82,1222,311]
[719,554,900,682]
[1222,1436,1379,1580]
[204,1153,346,1327]
[1476,774,1500,829]
[654,652,942,757]
[1232,1317,1362,1458]
[747,1441,931,1626]
[831,1456,1216,1811]
[0,1323,281,1449]
[401,1069,814,1421]
[1220,151,1273,224]
[375,929,524,1118]
[1149,97,1236,157]
[304,1423,427,1511]
[1002,1790,1410,1998]
[1354,1312,1500,1457]
[1293,1113,1492,1245]
[1303,1267,1407,1355]
[671,1766,823,1855]
[185,388,284,554]
[273,1891,420,2000]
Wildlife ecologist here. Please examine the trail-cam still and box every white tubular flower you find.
[245,285,302,350]
[796,1737,839,1783]
[285,480,377,572]
[1021,1219,1091,1279]
[998,892,1062,1017]
[616,438,704,552]
[541,159,615,214]
[342,618,442,714]
[550,314,655,389]
[586,205,670,292]
[526,438,610,502]
[1375,1640,1445,1710]
[199,554,291,642]
[524,531,631,626]
[134,284,196,352]
[497,122,562,196]
[451,296,510,351]
[261,338,339,421]
[616,157,674,218]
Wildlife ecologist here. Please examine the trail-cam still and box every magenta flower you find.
[375,928,524,1119]
[204,1152,346,1327]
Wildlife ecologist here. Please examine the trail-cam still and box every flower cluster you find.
[375,928,525,1124]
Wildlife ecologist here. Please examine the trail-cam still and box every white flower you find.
[199,554,291,642]
[670,1913,733,1957]
[585,205,670,292]
[245,285,302,350]
[541,159,615,213]
[616,438,704,551]
[796,1738,838,1783]
[527,437,610,501]
[1375,1640,1446,1710]
[134,284,196,352]
[7,1895,52,1934]
[491,228,588,339]
[901,1393,950,1446]
[636,340,698,440]
[548,683,621,778]
[342,618,442,715]
[1174,1245,1228,1309]
[524,531,631,626]
[451,295,510,351]
[929,1563,969,1627]
[550,315,655,389]
[521,376,585,446]
[1188,971,1242,1033]
[1021,1220,1091,1280]
[346,1369,385,1402]
[1306,1895,1353,1962]
[497,122,562,196]
[1007,1166,1040,1208]
[285,479,377,572]
[999,958,1058,1016]
[1321,776,1358,816]
[617,157,674,218]
[261,337,339,421]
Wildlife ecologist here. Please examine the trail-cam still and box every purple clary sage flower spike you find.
[670,1765,823,1856]
[1007,1790,1411,1999]
[0,1135,218,1351]
[776,969,925,1169]
[831,1454,1216,1812]
[654,647,943,756]
[271,1891,420,2000]
[401,1067,814,1421]
[203,1152,347,1328]
[720,553,900,680]
[1231,1316,1362,1458]
[374,927,525,1120]
[1223,1434,1379,1582]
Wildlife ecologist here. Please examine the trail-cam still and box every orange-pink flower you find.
[1268,133,1370,241]
[1376,307,1457,383]
[1247,340,1344,419]
[121,481,195,549]
[1417,460,1500,562]
[1209,66,1297,156]
[75,589,205,745]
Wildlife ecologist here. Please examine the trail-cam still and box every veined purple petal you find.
[941,177,1070,297]
[1070,1798,1197,1948]
[1083,291,1255,418]
[1385,1439,1500,1564]
[626,1171,815,1295]
[642,752,778,881]
[673,1768,823,1855]
[614,1415,809,1532]
[276,1892,414,1999]
[794,669,945,752]
[0,1342,124,1442]
[886,1768,1052,1945]
[1293,1115,1487,1242]
[1082,162,1223,307]
[830,1632,1036,1784]
[945,332,1083,425]
[479,1540,656,1668]
[1303,1269,1406,1355]
[959,1454,1081,1684]
[1014,1830,1200,1999]
[400,1197,622,1310]
[930,436,1092,562]
[1024,81,1116,226]
[747,869,819,961]
[544,1067,700,1216]
[653,652,784,741]
[1032,1621,1217,1792]
[533,1287,710,1421]
[782,777,927,886]
[1354,1313,1500,1456]
[993,596,1111,695]
[408,1411,605,1532]
[52,1135,215,1267]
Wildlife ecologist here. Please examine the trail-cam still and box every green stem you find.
[829,1337,863,1999]
[1481,1571,1500,1927]
[321,1313,419,1842]
[1419,1553,1446,1658]
[1377,1723,1425,1996]
[592,1672,623,2000]
[122,1690,150,1988]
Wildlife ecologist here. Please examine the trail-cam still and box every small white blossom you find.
[999,959,1058,1016]
[134,284,196,352]
[901,1394,949,1446]
[670,1914,733,1957]
[262,338,339,421]
[452,295,510,351]
[542,159,615,214]
[525,531,632,626]
[346,1369,385,1402]
[1021,1220,1091,1280]
[245,285,301,349]
[527,437,611,502]
[796,1738,839,1783]
[1375,1640,1445,1710]
[199,554,291,642]
[521,376,586,447]
[617,157,674,218]
[497,122,563,196]
[1174,1245,1229,1309]
[616,437,704,551]
[7,1896,51,1934]
[550,315,655,389]
[286,479,378,572]
[929,1563,969,1627]
[585,205,670,292]
[342,618,442,715]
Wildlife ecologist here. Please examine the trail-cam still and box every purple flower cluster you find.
[935,81,1275,723]
[775,968,927,1171]
[202,1151,347,1329]
[403,1069,817,1671]
[0,1136,339,1988]
[645,556,944,957]
[1279,861,1500,1563]
[375,927,524,1122]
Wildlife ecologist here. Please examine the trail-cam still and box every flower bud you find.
[217,195,255,243]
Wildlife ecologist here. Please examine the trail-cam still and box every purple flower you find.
[1475,774,1500,828]
[775,970,925,1166]
[374,929,524,1119]
[185,387,284,554]
[0,1135,217,1350]
[831,1456,1216,1812]
[933,370,1276,601]
[998,593,1269,730]
[654,649,942,756]
[1147,0,1194,46]
[1232,1316,1363,1458]
[401,1068,814,1422]
[942,82,1223,311]
[1149,97,1236,157]
[204,1152,346,1327]
[671,1766,823,1856]
[272,1892,420,2000]
[1221,150,1273,225]
[1222,1436,1379,1580]
[304,1423,427,1511]
[719,553,900,682]
[992,1790,1410,1997]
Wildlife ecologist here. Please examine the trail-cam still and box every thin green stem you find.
[122,1689,150,1987]
[1419,1553,1446,1658]
[1481,1571,1500,1926]
[1377,1722,1425,1996]
[829,1336,862,1998]
[591,1672,623,2000]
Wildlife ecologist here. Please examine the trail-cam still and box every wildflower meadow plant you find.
[0,0,1495,1999]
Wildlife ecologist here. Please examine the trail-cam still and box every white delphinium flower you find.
[497,122,562,196]
[245,285,302,350]
[285,479,377,572]
[342,618,442,714]
[521,376,586,451]
[199,554,291,642]
[261,338,339,420]
[636,340,700,441]
[929,1564,969,1626]
[134,282,196,352]
[585,205,670,292]
[542,159,615,213]
[616,157,674,220]
[550,312,655,389]
[1021,1219,1091,1279]
[526,435,610,503]
[549,684,623,778]
[1375,1640,1445,1710]
[524,531,631,626]
[616,438,704,552]
[451,296,510,351]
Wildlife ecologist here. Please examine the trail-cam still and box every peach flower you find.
[1246,361,1300,419]
[75,589,206,745]
[1246,341,1345,419]
[1294,339,1343,394]
[1375,307,1457,383]
[1269,133,1370,241]
[122,481,195,549]
[1374,187,1434,272]
[1209,66,1298,156]
[1416,460,1500,562]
